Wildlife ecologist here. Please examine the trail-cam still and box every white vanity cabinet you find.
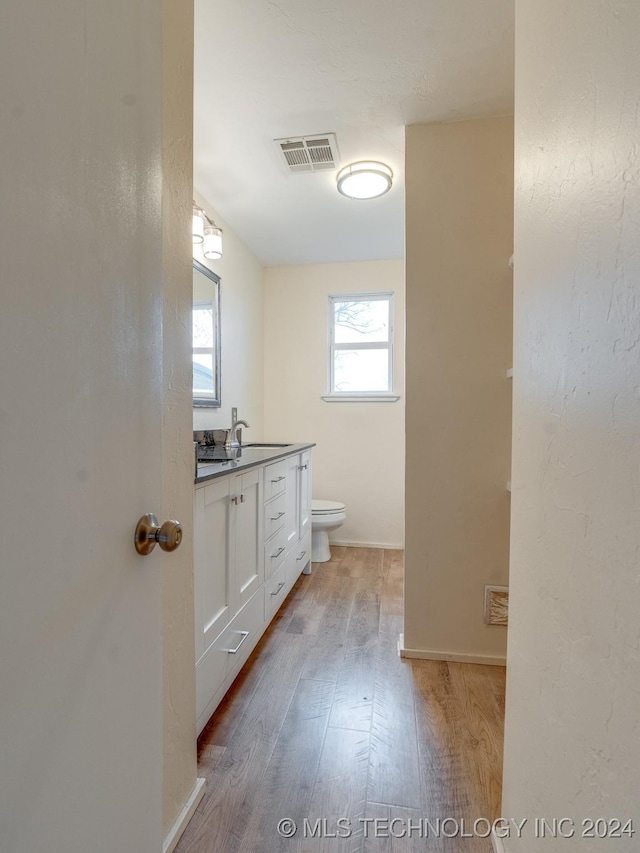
[230,467,263,611]
[194,446,313,735]
[298,449,312,539]
[194,468,265,732]
[283,454,300,550]
[282,450,312,554]
[194,477,232,662]
[281,450,313,598]
[194,468,263,662]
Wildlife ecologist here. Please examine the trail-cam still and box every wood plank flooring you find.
[176,548,505,853]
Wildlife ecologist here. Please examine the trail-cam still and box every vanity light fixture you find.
[192,203,206,243]
[336,161,393,200]
[193,202,223,258]
[203,223,223,260]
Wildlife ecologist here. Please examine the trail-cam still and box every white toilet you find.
[311,499,347,563]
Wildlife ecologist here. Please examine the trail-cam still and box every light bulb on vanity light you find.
[203,224,223,260]
[192,204,205,244]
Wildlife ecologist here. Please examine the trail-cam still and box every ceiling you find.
[194,0,514,267]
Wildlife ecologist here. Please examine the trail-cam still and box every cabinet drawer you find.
[222,590,264,667]
[264,492,287,540]
[265,562,287,622]
[264,459,288,502]
[264,525,287,579]
[196,589,265,726]
[286,531,312,592]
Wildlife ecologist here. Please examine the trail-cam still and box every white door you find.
[0,3,190,851]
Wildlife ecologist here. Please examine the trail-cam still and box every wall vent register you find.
[484,585,509,626]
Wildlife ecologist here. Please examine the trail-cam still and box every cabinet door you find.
[194,477,232,662]
[233,467,264,611]
[298,450,312,539]
[284,452,300,550]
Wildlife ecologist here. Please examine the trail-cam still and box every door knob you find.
[135,514,183,556]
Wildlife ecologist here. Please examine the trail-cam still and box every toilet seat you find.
[312,499,346,515]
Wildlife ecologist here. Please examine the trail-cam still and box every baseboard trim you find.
[491,830,506,853]
[398,635,506,667]
[163,777,206,853]
[330,540,404,550]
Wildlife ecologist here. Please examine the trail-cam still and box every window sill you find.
[321,394,401,403]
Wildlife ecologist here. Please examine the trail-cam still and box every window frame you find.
[192,259,222,408]
[326,291,397,401]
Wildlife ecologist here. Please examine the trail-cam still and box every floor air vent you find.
[274,133,340,174]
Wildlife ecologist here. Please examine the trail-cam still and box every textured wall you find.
[501,2,640,847]
[263,260,405,548]
[404,118,513,663]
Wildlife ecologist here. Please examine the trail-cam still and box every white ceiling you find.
[194,0,514,266]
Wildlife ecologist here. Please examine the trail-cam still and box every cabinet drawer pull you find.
[224,630,249,654]
[270,511,285,520]
[240,493,245,503]
[298,463,308,470]
[296,550,307,561]
[270,581,285,596]
[270,476,285,483]
[231,496,239,505]
[271,546,285,559]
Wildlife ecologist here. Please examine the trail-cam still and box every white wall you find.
[501,2,640,848]
[193,191,264,440]
[404,118,513,664]
[263,260,405,548]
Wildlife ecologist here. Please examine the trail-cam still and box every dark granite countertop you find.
[195,442,315,485]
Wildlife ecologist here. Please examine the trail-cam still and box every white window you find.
[326,292,396,400]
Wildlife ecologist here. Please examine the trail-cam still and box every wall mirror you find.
[193,259,221,407]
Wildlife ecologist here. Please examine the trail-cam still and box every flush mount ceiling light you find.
[336,161,393,200]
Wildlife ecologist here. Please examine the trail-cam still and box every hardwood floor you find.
[176,548,505,853]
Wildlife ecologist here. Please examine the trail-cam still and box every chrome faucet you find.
[224,418,249,450]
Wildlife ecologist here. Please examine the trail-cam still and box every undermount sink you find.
[197,443,293,463]
[242,443,293,448]
[197,446,242,462]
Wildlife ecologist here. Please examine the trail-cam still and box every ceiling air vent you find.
[274,133,340,174]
